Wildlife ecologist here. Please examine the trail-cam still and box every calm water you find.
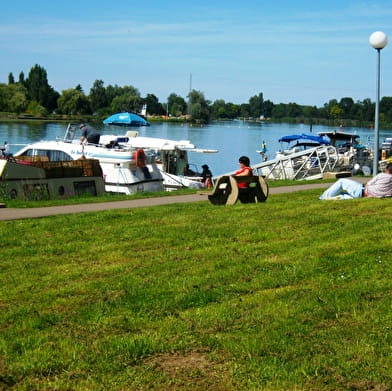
[1,120,391,176]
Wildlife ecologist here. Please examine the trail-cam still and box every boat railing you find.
[252,145,340,180]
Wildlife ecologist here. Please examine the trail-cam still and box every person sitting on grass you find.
[201,164,213,188]
[319,163,392,200]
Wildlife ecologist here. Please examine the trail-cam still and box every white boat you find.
[318,130,372,173]
[13,124,164,195]
[0,157,105,200]
[253,131,374,180]
[99,130,218,191]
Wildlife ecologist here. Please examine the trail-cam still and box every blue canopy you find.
[103,112,150,127]
[278,134,329,145]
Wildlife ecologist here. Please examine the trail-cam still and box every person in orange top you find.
[235,156,252,188]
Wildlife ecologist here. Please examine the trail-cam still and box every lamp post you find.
[369,31,388,175]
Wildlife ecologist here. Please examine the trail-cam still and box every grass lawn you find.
[0,189,391,390]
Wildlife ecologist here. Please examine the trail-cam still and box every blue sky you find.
[0,0,391,107]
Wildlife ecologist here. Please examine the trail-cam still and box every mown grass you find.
[1,178,335,208]
[0,189,391,390]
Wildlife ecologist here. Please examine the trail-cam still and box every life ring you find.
[133,149,146,168]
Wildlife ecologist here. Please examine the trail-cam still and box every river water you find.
[1,120,391,176]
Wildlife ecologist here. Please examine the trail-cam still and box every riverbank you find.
[0,179,368,221]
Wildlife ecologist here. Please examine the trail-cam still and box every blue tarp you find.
[103,112,150,127]
[278,134,329,145]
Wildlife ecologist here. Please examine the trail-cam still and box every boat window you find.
[19,149,72,161]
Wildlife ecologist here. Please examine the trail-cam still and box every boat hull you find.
[0,158,105,200]
[13,137,164,195]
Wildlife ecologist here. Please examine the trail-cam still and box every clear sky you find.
[0,0,391,107]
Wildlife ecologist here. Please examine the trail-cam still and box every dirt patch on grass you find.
[144,350,234,390]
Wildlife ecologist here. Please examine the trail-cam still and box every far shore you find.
[0,112,385,129]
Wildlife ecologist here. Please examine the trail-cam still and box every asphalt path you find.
[0,179,368,221]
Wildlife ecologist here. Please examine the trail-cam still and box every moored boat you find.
[101,113,218,190]
[0,156,105,200]
[12,124,164,195]
[253,130,373,180]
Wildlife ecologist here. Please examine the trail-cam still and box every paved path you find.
[0,179,367,221]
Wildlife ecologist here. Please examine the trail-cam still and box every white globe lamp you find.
[369,31,388,175]
[369,31,388,50]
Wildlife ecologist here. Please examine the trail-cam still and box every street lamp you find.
[369,31,388,175]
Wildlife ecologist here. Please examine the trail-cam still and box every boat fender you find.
[133,149,146,168]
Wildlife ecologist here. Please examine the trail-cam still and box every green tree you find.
[211,99,226,119]
[27,100,47,116]
[105,84,123,105]
[249,92,264,118]
[225,102,240,118]
[339,97,355,119]
[57,88,91,115]
[240,103,250,119]
[8,73,15,84]
[0,84,11,111]
[188,90,210,122]
[271,103,287,118]
[303,105,318,119]
[144,94,164,115]
[324,99,339,119]
[286,102,303,117]
[356,98,374,122]
[330,104,344,119]
[167,93,187,116]
[8,83,28,114]
[380,96,392,123]
[0,83,28,113]
[263,100,274,118]
[104,85,141,113]
[89,80,108,113]
[24,64,58,112]
[110,93,142,113]
[18,72,24,84]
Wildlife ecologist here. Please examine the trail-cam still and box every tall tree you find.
[188,90,211,122]
[24,64,58,112]
[263,100,274,118]
[89,80,107,112]
[18,71,24,84]
[249,92,264,118]
[8,73,15,84]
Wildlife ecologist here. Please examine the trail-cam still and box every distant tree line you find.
[1,64,392,126]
